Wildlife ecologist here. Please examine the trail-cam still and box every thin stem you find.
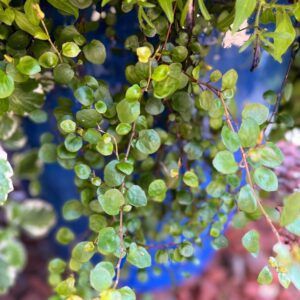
[125,122,136,161]
[113,207,124,289]
[198,80,282,244]
[97,125,120,160]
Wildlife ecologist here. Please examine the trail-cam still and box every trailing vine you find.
[0,0,299,298]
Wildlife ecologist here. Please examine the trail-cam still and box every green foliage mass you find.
[0,0,299,298]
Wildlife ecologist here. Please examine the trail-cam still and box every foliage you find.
[0,0,299,298]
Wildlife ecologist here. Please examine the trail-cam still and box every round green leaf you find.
[38,52,59,68]
[99,188,124,216]
[238,118,260,148]
[0,70,14,99]
[237,184,257,213]
[127,243,151,269]
[74,86,94,106]
[242,103,269,125]
[254,166,278,192]
[116,123,132,136]
[72,241,95,263]
[119,286,136,300]
[95,100,107,114]
[116,99,140,124]
[64,133,83,152]
[145,98,164,116]
[126,185,147,207]
[74,163,91,180]
[151,64,170,82]
[90,264,113,292]
[53,63,75,84]
[83,40,106,64]
[257,266,273,285]
[221,126,240,152]
[125,84,142,102]
[76,109,101,128]
[242,229,260,257]
[60,119,76,133]
[62,42,81,58]
[148,179,167,202]
[97,227,120,255]
[183,171,199,188]
[17,56,41,75]
[136,129,161,154]
[38,143,57,163]
[104,160,125,187]
[212,150,238,175]
[256,142,284,168]
[63,200,82,220]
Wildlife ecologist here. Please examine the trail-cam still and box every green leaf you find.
[126,185,147,207]
[237,184,257,213]
[273,11,296,63]
[95,100,107,114]
[254,166,278,192]
[62,42,81,57]
[255,142,284,168]
[257,266,273,285]
[74,86,94,106]
[151,65,170,82]
[54,63,75,84]
[56,227,75,245]
[63,200,82,220]
[158,0,174,23]
[119,286,136,300]
[74,163,91,180]
[213,150,238,175]
[222,69,238,90]
[179,241,194,258]
[136,129,161,155]
[231,0,256,32]
[278,273,291,289]
[76,109,101,128]
[145,98,164,116]
[17,56,41,76]
[0,7,15,25]
[60,119,76,133]
[71,241,94,263]
[280,192,300,226]
[221,126,240,152]
[14,11,47,40]
[127,243,151,269]
[117,99,140,124]
[285,217,300,236]
[125,84,142,102]
[101,0,111,7]
[238,118,260,148]
[104,160,125,187]
[90,263,113,292]
[242,229,260,257]
[198,0,211,21]
[46,0,79,18]
[96,138,113,156]
[0,149,13,205]
[99,189,124,216]
[153,76,180,99]
[242,103,269,125]
[117,161,133,175]
[183,170,199,188]
[38,143,57,163]
[64,133,82,152]
[263,90,277,105]
[69,0,93,9]
[38,52,59,69]
[148,179,167,202]
[97,227,120,255]
[0,70,14,99]
[83,40,106,64]
[116,123,132,136]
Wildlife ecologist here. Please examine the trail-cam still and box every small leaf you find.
[183,170,199,188]
[278,273,291,289]
[127,243,151,269]
[116,99,140,124]
[254,166,278,192]
[104,160,125,187]
[71,241,94,263]
[62,42,81,58]
[74,86,94,106]
[242,103,269,125]
[125,84,142,102]
[17,56,41,76]
[90,264,113,292]
[83,40,106,64]
[136,129,161,155]
[116,123,132,136]
[53,63,75,84]
[119,286,136,300]
[136,46,152,63]
[198,0,211,21]
[151,65,170,82]
[242,229,260,257]
[280,192,300,226]
[0,70,14,99]
[213,150,238,175]
[237,184,257,213]
[97,227,120,255]
[231,0,256,32]
[39,52,59,69]
[221,126,240,152]
[60,120,76,133]
[74,163,91,180]
[238,118,260,148]
[126,185,147,207]
[99,188,124,216]
[46,0,79,18]
[257,266,273,285]
[148,179,167,202]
